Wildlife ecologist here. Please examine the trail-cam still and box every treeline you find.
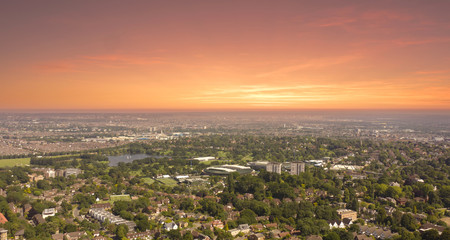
[30,156,77,167]
[30,154,108,167]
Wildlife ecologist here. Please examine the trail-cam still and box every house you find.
[285,225,301,235]
[359,225,370,235]
[396,198,408,206]
[33,214,46,225]
[238,224,251,233]
[229,229,241,237]
[285,225,294,232]
[65,231,87,240]
[93,237,108,240]
[52,233,64,240]
[248,233,265,240]
[163,222,178,231]
[414,197,426,203]
[252,224,264,232]
[23,204,32,214]
[355,234,372,240]
[14,229,24,240]
[0,229,7,240]
[0,213,7,224]
[28,173,44,182]
[202,223,213,231]
[419,223,445,234]
[384,206,396,215]
[328,220,345,229]
[229,224,251,236]
[127,230,153,240]
[178,221,188,228]
[306,235,322,240]
[212,219,224,229]
[244,193,254,200]
[255,216,270,221]
[9,203,23,216]
[42,208,57,218]
[279,232,290,238]
[265,223,278,229]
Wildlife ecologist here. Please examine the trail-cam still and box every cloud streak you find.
[255,55,361,78]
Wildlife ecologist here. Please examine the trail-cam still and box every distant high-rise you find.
[266,162,282,174]
[290,161,305,175]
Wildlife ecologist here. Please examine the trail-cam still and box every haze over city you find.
[1,1,450,111]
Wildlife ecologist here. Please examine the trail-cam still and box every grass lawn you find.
[0,158,31,168]
[157,178,178,187]
[142,177,155,185]
[110,194,132,202]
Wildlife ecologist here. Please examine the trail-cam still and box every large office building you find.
[290,161,305,175]
[266,162,282,174]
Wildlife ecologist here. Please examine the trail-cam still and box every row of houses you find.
[89,208,136,230]
[359,225,398,239]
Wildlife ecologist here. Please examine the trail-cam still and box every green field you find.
[0,158,31,168]
[110,194,132,202]
[157,178,178,187]
[142,177,155,185]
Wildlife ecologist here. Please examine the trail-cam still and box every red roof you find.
[0,213,8,224]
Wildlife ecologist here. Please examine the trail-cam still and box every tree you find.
[135,213,150,232]
[421,229,439,240]
[237,209,257,225]
[167,229,181,240]
[182,231,194,240]
[115,224,128,239]
[37,180,52,190]
[323,232,340,240]
[440,228,450,240]
[401,214,417,231]
[179,198,194,211]
[61,200,73,216]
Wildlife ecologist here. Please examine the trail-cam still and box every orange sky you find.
[1,1,449,110]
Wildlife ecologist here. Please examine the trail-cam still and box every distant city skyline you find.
[1,1,449,110]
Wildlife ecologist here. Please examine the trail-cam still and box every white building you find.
[163,222,178,231]
[193,157,215,161]
[42,208,57,219]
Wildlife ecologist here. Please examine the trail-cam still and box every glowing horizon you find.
[1,1,449,110]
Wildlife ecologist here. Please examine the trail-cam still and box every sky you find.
[1,1,449,111]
